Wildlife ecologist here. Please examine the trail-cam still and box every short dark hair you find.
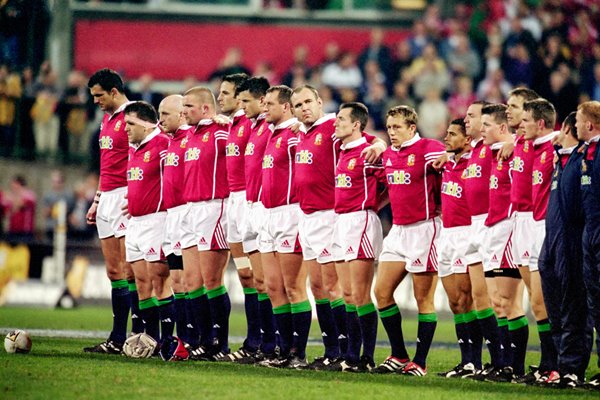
[236,76,270,98]
[88,68,124,93]
[481,104,508,124]
[339,102,369,131]
[222,73,249,92]
[562,111,577,138]
[266,85,293,107]
[124,101,158,124]
[508,87,539,102]
[449,118,467,135]
[523,98,556,128]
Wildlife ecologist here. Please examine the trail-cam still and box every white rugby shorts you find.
[96,186,128,239]
[162,204,187,257]
[437,225,470,278]
[258,203,302,254]
[125,212,167,263]
[528,219,546,272]
[332,210,383,262]
[180,199,229,251]
[379,218,440,273]
[226,190,247,244]
[298,209,336,264]
[242,201,265,253]
[483,218,516,272]
[464,214,488,266]
[512,211,535,266]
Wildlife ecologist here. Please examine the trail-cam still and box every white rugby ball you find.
[4,330,32,354]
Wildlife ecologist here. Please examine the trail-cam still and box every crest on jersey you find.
[348,158,356,170]
[115,121,122,131]
[540,151,546,164]
[143,151,151,162]
[257,126,264,136]
[407,154,415,166]
[479,147,486,158]
[276,137,282,149]
[181,137,188,148]
[202,132,210,142]
[524,140,530,153]
[237,126,244,137]
[315,133,323,145]
[497,159,503,170]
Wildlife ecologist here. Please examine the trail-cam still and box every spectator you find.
[282,45,311,87]
[385,80,416,112]
[319,41,340,69]
[130,73,162,110]
[208,47,251,82]
[358,28,393,83]
[253,61,278,85]
[30,62,59,160]
[446,33,481,79]
[541,68,579,125]
[68,179,95,241]
[503,42,533,87]
[477,69,512,102]
[318,85,338,114]
[447,75,477,120]
[0,64,21,157]
[42,169,74,240]
[391,39,413,83]
[361,59,387,97]
[406,43,450,99]
[407,20,431,58]
[364,81,389,131]
[2,175,36,242]
[56,87,89,162]
[321,51,363,90]
[417,87,448,140]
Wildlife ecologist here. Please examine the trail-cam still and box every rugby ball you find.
[4,330,32,354]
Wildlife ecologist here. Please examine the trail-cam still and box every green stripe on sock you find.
[158,297,173,306]
[508,316,529,331]
[128,281,137,292]
[497,317,508,328]
[537,321,551,333]
[378,304,400,319]
[139,298,157,310]
[243,287,258,295]
[454,313,465,324]
[418,313,438,323]
[291,300,312,314]
[111,279,128,289]
[463,310,478,323]
[331,298,344,309]
[188,286,207,299]
[174,292,186,300]
[357,303,377,317]
[476,308,495,320]
[272,303,292,315]
[207,285,227,299]
[345,304,357,313]
[257,293,270,302]
[315,298,330,305]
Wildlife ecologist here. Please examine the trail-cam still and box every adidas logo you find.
[118,223,126,231]
[147,248,157,256]
[346,246,354,254]
[162,318,172,323]
[485,339,491,345]
[260,329,264,334]
[321,332,328,337]
[338,334,347,339]
[468,339,473,344]
[131,314,138,318]
[458,339,464,344]
[186,323,194,328]
[416,337,421,343]
[522,251,530,257]
[511,343,516,348]
[275,330,280,335]
[453,259,464,266]
[174,242,181,249]
[320,248,331,257]
[412,258,423,267]
[500,344,504,350]
[281,240,291,248]
[293,332,299,336]
[199,237,207,245]
[213,324,221,329]
[386,159,392,166]
[491,254,498,262]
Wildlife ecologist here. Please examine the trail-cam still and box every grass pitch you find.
[0,306,598,400]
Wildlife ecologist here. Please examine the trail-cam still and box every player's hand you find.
[212,114,230,126]
[432,153,448,170]
[498,141,515,160]
[289,122,301,134]
[86,202,97,225]
[361,141,386,163]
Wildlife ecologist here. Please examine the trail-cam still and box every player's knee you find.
[238,275,254,289]
[373,286,393,307]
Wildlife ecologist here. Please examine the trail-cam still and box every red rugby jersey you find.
[99,102,132,191]
[244,114,271,203]
[463,138,492,217]
[441,154,471,228]
[163,125,193,209]
[382,134,445,226]
[261,118,299,209]
[226,109,252,192]
[509,135,534,212]
[532,131,559,221]
[485,142,514,226]
[127,129,169,217]
[183,119,230,202]
[334,137,385,213]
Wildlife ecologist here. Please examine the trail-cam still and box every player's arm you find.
[86,179,101,225]
[498,137,516,160]
[431,153,449,170]
[361,136,387,163]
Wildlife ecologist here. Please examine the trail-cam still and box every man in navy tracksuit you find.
[577,101,600,390]
[539,111,592,388]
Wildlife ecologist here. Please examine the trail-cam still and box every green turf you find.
[0,307,598,399]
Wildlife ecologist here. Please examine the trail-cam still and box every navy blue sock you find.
[173,292,188,341]
[345,305,362,363]
[508,316,529,375]
[258,293,277,354]
[128,280,144,334]
[184,293,199,347]
[357,303,378,360]
[291,300,312,359]
[273,304,293,357]
[413,313,437,368]
[207,286,231,353]
[109,279,130,344]
[378,304,409,360]
[497,317,510,368]
[139,297,160,342]
[243,288,261,351]
[477,308,503,367]
[188,287,212,348]
[537,319,557,371]
[315,299,340,359]
[464,310,482,368]
[454,314,471,365]
[331,298,348,355]
[158,295,175,342]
